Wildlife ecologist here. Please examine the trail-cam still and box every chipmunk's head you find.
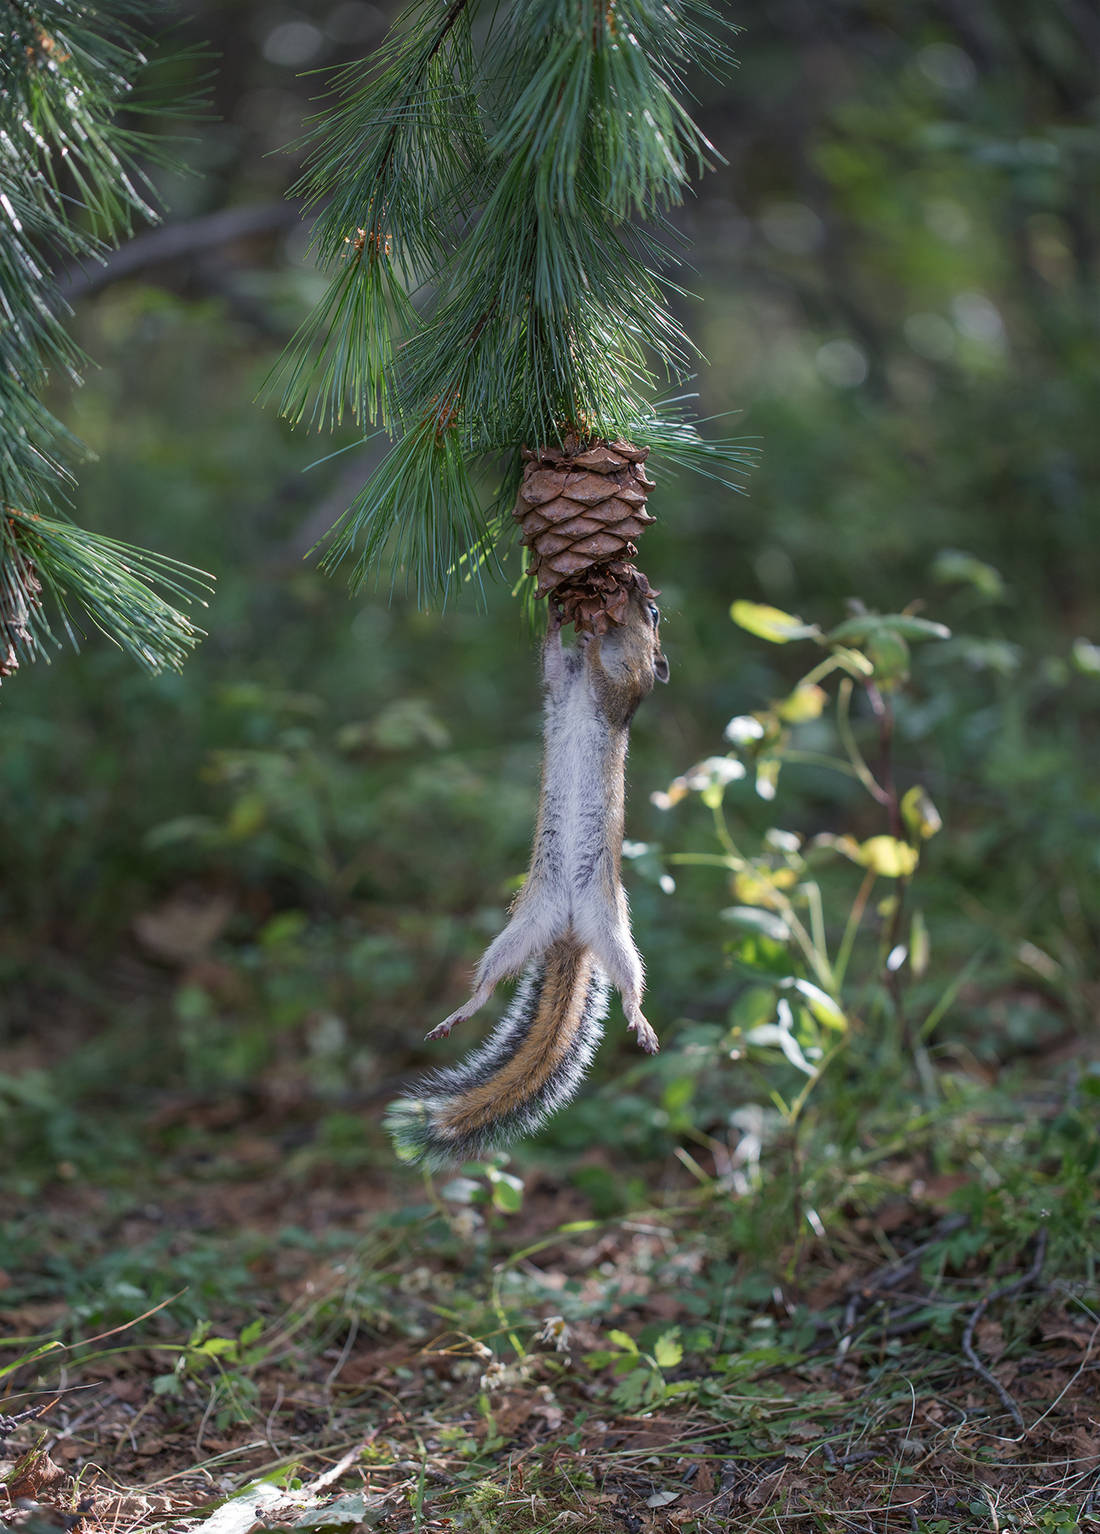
[590,585,669,724]
[634,590,670,686]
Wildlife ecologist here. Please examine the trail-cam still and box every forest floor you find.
[1,1099,1098,1534]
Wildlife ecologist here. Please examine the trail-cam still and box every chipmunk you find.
[386,584,669,1167]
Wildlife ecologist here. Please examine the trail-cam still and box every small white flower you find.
[764,828,801,853]
[659,874,676,895]
[535,1315,572,1352]
[450,1207,484,1240]
[480,1360,531,1391]
[480,1360,509,1392]
[622,840,649,859]
[650,791,672,811]
[724,715,765,745]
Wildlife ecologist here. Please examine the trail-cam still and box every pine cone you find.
[513,435,657,633]
[0,544,42,680]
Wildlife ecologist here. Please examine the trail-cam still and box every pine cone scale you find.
[513,436,657,633]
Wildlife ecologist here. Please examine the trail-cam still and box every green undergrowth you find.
[1,1122,1098,1533]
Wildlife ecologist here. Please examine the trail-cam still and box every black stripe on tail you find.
[385,955,609,1169]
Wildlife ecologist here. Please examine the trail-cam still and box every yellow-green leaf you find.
[775,683,827,722]
[901,785,942,839]
[653,1330,684,1370]
[858,836,919,878]
[786,978,847,1031]
[607,1330,639,1353]
[731,601,819,644]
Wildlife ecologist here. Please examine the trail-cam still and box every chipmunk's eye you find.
[647,603,659,625]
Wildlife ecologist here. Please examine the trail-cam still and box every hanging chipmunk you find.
[386,563,668,1168]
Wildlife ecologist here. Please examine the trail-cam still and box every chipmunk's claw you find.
[630,1018,660,1055]
[425,1021,454,1041]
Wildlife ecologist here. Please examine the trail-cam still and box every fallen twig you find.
[961,1227,1048,1433]
[303,1428,382,1494]
[0,1396,60,1443]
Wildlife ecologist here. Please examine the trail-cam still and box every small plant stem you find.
[711,798,747,863]
[883,871,910,1044]
[865,681,903,838]
[789,1117,803,1271]
[917,949,987,1042]
[782,749,860,777]
[835,868,876,988]
[489,1267,527,1363]
[666,852,740,869]
[837,679,891,807]
[797,654,845,688]
[805,880,828,971]
[785,1034,851,1128]
[777,897,835,993]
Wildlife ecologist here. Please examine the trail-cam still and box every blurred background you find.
[2,0,1098,1232]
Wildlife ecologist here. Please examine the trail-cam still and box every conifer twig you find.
[271,0,754,605]
[0,0,211,681]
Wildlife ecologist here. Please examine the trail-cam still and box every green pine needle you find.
[273,0,745,603]
[3,512,211,675]
[0,0,212,679]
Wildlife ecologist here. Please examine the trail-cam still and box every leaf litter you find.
[2,1144,1100,1534]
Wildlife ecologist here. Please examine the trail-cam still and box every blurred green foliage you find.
[0,0,1098,1213]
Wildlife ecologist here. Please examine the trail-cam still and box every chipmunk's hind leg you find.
[575,888,659,1054]
[425,888,569,1041]
[425,979,498,1042]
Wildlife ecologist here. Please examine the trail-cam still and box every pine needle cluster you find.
[273,0,752,606]
[0,0,209,682]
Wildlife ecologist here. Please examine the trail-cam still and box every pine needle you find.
[272,0,746,603]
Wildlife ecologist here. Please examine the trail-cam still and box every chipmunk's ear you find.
[654,650,670,683]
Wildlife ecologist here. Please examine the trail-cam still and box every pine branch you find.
[0,0,212,681]
[272,0,749,604]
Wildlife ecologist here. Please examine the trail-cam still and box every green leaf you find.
[611,1364,662,1410]
[931,549,1006,600]
[197,1336,239,1358]
[653,1329,684,1369]
[441,1176,486,1205]
[607,1329,639,1353]
[780,979,847,1031]
[489,1175,524,1213]
[731,600,820,643]
[0,1340,63,1381]
[719,907,791,941]
[294,1493,388,1529]
[827,613,950,643]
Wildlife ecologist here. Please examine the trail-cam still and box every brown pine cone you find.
[513,435,657,634]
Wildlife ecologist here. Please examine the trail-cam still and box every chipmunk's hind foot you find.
[628,1013,660,1055]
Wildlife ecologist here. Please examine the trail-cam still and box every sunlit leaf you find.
[901,785,942,839]
[653,1330,684,1369]
[775,683,828,721]
[858,836,920,878]
[731,600,820,643]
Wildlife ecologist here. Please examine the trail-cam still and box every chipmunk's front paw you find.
[424,1022,452,1041]
[630,1018,660,1055]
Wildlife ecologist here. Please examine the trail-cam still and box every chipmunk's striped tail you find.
[385,936,609,1169]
